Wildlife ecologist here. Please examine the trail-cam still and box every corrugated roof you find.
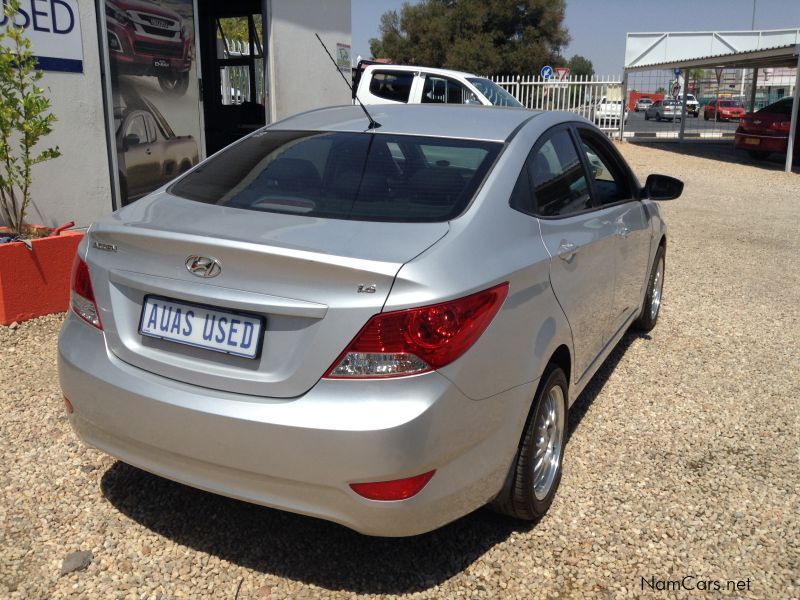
[625,29,800,71]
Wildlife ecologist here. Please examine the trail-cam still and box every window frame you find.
[368,70,416,103]
[420,74,475,105]
[573,125,640,209]
[509,122,641,220]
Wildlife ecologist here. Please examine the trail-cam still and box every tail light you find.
[70,255,102,330]
[776,121,792,132]
[325,282,509,378]
[350,470,435,501]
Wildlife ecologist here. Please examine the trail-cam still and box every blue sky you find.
[351,0,800,75]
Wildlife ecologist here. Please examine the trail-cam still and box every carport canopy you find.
[623,29,800,173]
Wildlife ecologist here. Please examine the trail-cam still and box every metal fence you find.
[220,38,265,106]
[488,75,624,136]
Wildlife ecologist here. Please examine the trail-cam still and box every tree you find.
[368,0,570,75]
[686,68,704,95]
[566,55,594,79]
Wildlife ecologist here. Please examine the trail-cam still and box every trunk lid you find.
[88,191,449,398]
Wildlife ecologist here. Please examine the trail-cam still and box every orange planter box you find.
[0,229,84,325]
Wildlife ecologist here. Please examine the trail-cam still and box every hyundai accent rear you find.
[59,104,677,535]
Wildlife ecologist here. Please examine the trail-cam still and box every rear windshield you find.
[169,130,502,222]
[718,101,743,108]
[760,98,792,115]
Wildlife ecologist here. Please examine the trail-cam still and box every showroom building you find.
[0,0,352,228]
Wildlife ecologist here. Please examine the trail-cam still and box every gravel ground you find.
[1,143,798,599]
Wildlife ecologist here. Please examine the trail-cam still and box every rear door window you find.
[421,76,476,104]
[368,71,414,103]
[170,130,501,223]
[527,129,591,217]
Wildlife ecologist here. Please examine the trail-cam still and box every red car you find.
[106,0,192,95]
[703,99,745,122]
[735,98,799,159]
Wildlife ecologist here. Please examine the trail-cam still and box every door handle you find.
[616,226,631,238]
[558,240,579,262]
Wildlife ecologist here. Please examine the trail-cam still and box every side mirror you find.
[123,133,140,150]
[643,174,683,201]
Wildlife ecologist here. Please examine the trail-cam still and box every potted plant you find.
[0,0,82,325]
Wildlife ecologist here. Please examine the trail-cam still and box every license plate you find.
[153,58,171,69]
[140,296,264,359]
[744,138,760,145]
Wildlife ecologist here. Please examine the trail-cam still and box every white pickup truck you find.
[676,94,700,117]
[353,62,523,108]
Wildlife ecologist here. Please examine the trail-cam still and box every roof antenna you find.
[315,33,380,130]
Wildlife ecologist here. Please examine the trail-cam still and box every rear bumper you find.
[58,313,534,536]
[734,131,789,153]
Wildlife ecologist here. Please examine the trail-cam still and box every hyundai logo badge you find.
[186,255,222,278]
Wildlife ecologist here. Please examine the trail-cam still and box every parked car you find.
[676,94,700,117]
[735,97,799,159]
[114,87,199,204]
[59,104,682,537]
[593,97,628,124]
[703,99,745,121]
[644,100,683,122]
[105,0,193,95]
[635,97,654,112]
[353,62,523,107]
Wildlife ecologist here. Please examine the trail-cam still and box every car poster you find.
[105,0,202,206]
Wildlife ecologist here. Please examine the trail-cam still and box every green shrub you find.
[0,0,61,237]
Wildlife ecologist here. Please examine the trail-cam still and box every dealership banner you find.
[105,0,201,206]
[0,0,83,73]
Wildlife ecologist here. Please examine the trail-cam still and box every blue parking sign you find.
[540,65,553,79]
[674,68,682,77]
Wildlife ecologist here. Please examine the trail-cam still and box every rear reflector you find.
[350,470,435,501]
[325,283,509,378]
[70,255,102,330]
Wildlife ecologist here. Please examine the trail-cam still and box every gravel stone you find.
[0,142,798,599]
[60,551,93,576]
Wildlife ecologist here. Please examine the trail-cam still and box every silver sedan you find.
[59,104,682,536]
[645,99,684,122]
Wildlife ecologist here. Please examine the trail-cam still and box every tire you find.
[644,112,649,120]
[490,365,568,520]
[158,71,190,96]
[656,113,661,122]
[704,112,709,121]
[635,245,665,332]
[747,150,770,160]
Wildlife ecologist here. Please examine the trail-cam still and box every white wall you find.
[268,0,352,122]
[25,2,113,228]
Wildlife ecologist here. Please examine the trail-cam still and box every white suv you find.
[353,62,523,108]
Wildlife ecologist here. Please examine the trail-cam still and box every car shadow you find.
[101,462,532,594]
[629,140,800,173]
[99,331,645,594]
